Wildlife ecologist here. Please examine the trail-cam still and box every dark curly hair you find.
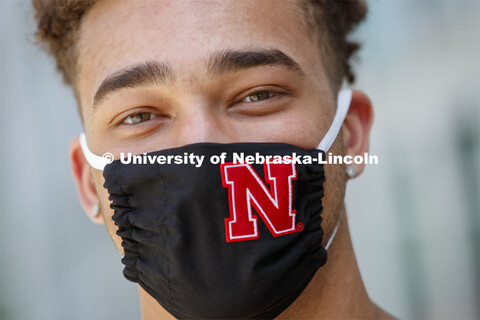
[301,0,367,90]
[33,0,367,92]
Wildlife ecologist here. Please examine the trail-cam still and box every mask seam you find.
[159,169,175,308]
[114,180,143,283]
[123,185,140,277]
[305,160,328,269]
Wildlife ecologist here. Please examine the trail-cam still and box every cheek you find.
[321,135,347,233]
[280,114,325,149]
[229,107,327,150]
[103,206,124,254]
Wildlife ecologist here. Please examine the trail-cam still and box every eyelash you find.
[119,89,284,125]
[123,112,159,124]
[117,107,166,127]
[241,90,277,103]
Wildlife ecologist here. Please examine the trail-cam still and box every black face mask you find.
[79,90,352,319]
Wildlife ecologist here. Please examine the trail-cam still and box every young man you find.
[33,0,390,318]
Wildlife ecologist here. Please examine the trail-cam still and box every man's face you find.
[76,0,345,250]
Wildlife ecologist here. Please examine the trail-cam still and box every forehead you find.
[77,0,323,109]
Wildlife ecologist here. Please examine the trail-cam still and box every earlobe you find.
[70,136,105,224]
[342,90,374,178]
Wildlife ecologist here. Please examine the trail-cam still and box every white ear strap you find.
[325,211,342,250]
[319,90,350,250]
[79,133,110,171]
[317,89,352,152]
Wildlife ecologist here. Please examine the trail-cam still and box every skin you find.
[68,0,390,318]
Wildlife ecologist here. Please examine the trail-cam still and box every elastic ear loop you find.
[317,89,352,151]
[79,132,109,171]
[325,212,342,250]
[316,89,352,250]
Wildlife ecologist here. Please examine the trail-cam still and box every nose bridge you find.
[175,98,227,146]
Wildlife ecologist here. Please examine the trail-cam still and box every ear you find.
[342,90,374,178]
[70,136,105,224]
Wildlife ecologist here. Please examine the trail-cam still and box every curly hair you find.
[302,0,367,89]
[32,0,366,91]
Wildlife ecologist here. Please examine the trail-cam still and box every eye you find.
[227,86,291,117]
[123,112,158,124]
[242,91,275,102]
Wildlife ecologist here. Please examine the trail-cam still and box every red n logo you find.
[220,161,297,242]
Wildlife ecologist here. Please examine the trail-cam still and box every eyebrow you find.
[93,61,172,107]
[92,49,303,108]
[207,49,303,75]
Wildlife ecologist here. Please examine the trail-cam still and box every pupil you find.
[134,112,147,123]
[251,91,268,101]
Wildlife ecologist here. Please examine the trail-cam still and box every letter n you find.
[220,161,297,242]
